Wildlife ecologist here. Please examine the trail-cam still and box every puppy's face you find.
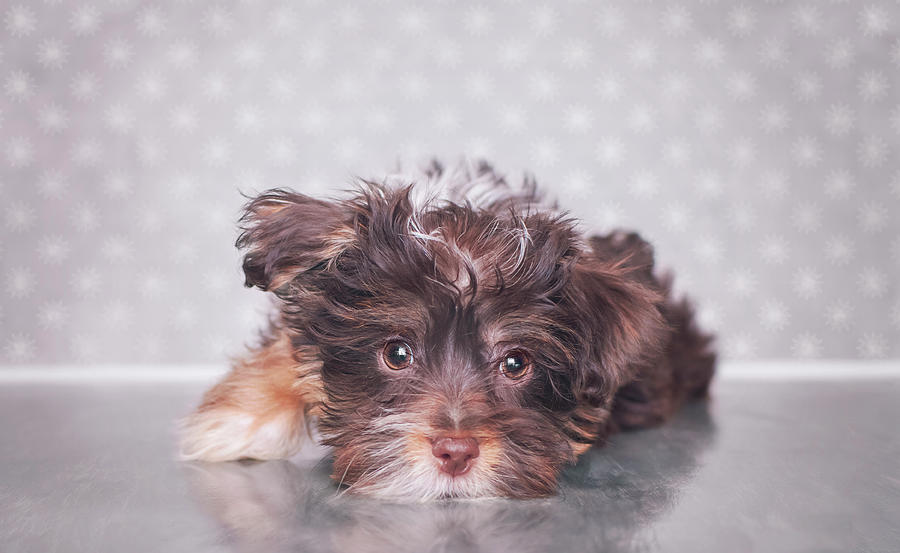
[239,181,664,499]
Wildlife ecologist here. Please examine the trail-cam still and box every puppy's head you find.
[238,169,665,499]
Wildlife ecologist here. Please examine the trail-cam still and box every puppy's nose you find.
[431,437,479,477]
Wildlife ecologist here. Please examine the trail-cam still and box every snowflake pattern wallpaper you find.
[1,0,898,364]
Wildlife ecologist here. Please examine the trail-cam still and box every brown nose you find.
[431,437,479,477]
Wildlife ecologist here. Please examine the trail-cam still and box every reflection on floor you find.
[1,378,898,552]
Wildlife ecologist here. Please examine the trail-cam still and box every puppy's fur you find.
[181,160,715,499]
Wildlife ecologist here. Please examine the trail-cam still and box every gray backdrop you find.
[1,0,898,364]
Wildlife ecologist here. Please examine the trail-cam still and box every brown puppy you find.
[181,160,715,499]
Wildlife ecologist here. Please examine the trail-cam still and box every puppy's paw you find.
[179,407,305,462]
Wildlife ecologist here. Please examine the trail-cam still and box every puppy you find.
[181,160,715,499]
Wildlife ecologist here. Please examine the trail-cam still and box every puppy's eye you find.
[383,341,413,370]
[499,349,530,380]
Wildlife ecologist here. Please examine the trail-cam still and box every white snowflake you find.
[695,170,723,199]
[793,72,822,102]
[857,267,887,298]
[596,137,626,168]
[168,41,198,69]
[759,299,790,331]
[498,105,527,134]
[563,105,593,133]
[38,170,67,199]
[891,105,900,135]
[270,5,300,34]
[759,234,789,264]
[71,5,100,35]
[71,202,99,232]
[628,104,657,134]
[857,136,887,168]
[398,7,430,35]
[596,202,625,230]
[136,72,167,102]
[728,202,757,233]
[531,139,559,168]
[5,267,34,299]
[71,138,103,166]
[498,40,529,69]
[136,6,167,36]
[859,5,890,37]
[234,104,265,134]
[727,268,757,297]
[72,267,102,298]
[203,6,233,36]
[4,5,36,37]
[529,71,558,101]
[71,73,99,101]
[695,39,725,67]
[724,332,757,358]
[662,5,693,36]
[433,39,461,68]
[824,105,855,136]
[823,170,856,199]
[791,202,822,233]
[693,236,723,264]
[695,106,723,135]
[791,333,822,358]
[236,40,265,68]
[101,236,134,263]
[104,104,134,133]
[37,104,69,134]
[662,72,692,102]
[365,107,395,134]
[792,267,822,300]
[4,202,36,232]
[102,300,134,329]
[104,37,133,68]
[628,39,658,69]
[170,105,198,133]
[858,71,889,102]
[791,136,821,167]
[825,300,853,329]
[760,104,790,133]
[37,39,68,68]
[790,4,822,35]
[596,5,625,38]
[102,172,131,197]
[759,170,789,201]
[759,38,788,68]
[824,235,855,265]
[857,333,887,358]
[826,38,855,69]
[727,5,756,37]
[5,70,34,102]
[661,202,690,232]
[6,136,34,167]
[464,72,494,100]
[203,73,230,101]
[728,138,756,168]
[858,201,888,233]
[37,236,70,264]
[269,137,299,166]
[628,171,660,200]
[562,40,591,68]
[4,334,35,363]
[37,302,68,330]
[727,71,757,102]
[529,5,558,36]
[595,72,623,102]
[662,139,691,167]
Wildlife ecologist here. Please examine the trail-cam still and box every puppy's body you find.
[182,161,715,499]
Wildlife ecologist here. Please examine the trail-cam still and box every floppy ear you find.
[565,237,668,408]
[237,189,354,294]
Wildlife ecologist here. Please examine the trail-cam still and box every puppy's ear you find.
[565,237,667,407]
[237,189,354,293]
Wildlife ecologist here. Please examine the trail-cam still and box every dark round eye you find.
[383,341,413,370]
[499,349,530,380]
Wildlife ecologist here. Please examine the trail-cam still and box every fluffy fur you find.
[181,160,716,500]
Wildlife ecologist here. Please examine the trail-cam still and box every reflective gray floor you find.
[1,378,899,553]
